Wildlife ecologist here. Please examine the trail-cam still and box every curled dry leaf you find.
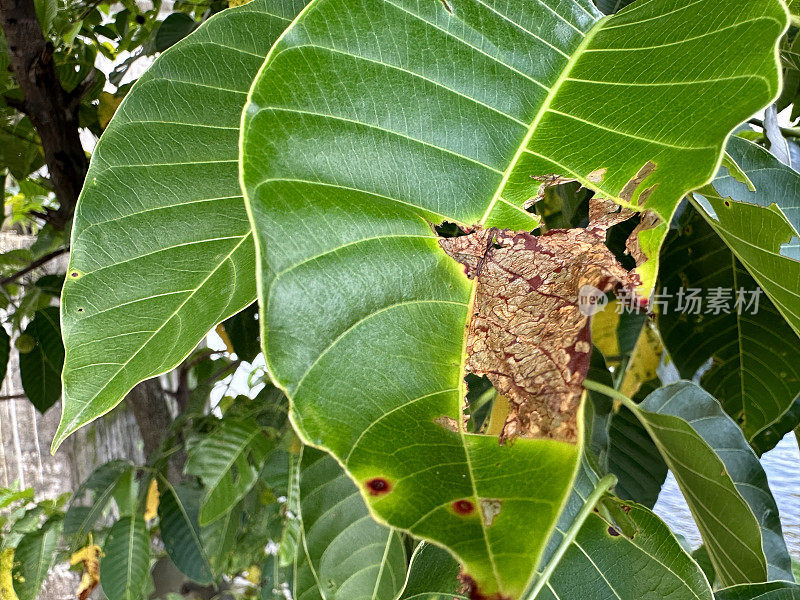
[440,199,644,444]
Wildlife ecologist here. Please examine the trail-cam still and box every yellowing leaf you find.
[591,300,621,366]
[0,548,18,600]
[97,92,123,130]
[143,478,159,521]
[70,542,102,600]
[620,325,663,399]
[215,323,234,355]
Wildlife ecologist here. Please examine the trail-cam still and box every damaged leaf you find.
[241,0,786,597]
[439,203,641,443]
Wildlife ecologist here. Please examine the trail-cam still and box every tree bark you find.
[0,0,88,228]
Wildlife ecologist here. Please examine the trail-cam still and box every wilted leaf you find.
[70,542,102,600]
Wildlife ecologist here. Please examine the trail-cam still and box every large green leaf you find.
[626,381,792,586]
[241,0,784,595]
[19,307,63,413]
[659,203,800,454]
[185,417,273,525]
[693,135,800,338]
[294,448,407,600]
[716,582,800,600]
[99,516,151,600]
[11,518,62,600]
[54,0,306,450]
[533,459,713,600]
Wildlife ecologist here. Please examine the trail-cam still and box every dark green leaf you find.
[222,303,260,363]
[19,307,63,413]
[659,203,800,455]
[399,543,466,600]
[157,482,214,585]
[64,459,135,541]
[11,518,62,600]
[153,12,197,51]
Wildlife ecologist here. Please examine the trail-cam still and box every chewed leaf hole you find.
[452,499,475,515]
[365,477,392,496]
[433,220,467,238]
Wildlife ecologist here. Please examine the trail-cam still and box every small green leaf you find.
[157,482,214,585]
[399,543,466,600]
[222,303,260,363]
[0,325,10,386]
[19,307,63,413]
[11,518,62,600]
[185,418,272,525]
[99,516,151,600]
[153,12,197,51]
[64,459,135,542]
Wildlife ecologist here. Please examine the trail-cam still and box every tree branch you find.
[0,0,88,228]
[0,246,68,286]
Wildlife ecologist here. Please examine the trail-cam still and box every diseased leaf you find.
[659,203,800,455]
[631,382,792,586]
[242,1,786,595]
[55,0,307,450]
[439,203,640,443]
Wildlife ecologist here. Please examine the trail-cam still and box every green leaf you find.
[222,303,261,363]
[592,0,636,14]
[185,417,272,525]
[55,0,306,450]
[0,325,10,387]
[534,460,712,600]
[11,518,62,600]
[294,448,408,600]
[606,405,667,508]
[153,12,197,51]
[19,307,63,413]
[242,1,784,595]
[64,459,135,542]
[626,381,792,586]
[659,203,800,455]
[716,583,800,600]
[693,136,800,338]
[398,543,466,600]
[157,482,215,585]
[99,516,151,600]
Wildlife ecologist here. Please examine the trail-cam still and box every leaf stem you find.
[523,472,616,600]
[582,379,638,412]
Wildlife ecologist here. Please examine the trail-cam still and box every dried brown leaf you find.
[440,205,641,444]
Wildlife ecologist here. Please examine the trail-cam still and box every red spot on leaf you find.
[452,499,475,515]
[365,478,391,496]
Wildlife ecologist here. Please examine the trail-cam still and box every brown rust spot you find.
[365,478,392,496]
[439,198,642,444]
[458,572,511,600]
[453,499,475,515]
[608,526,620,537]
[619,161,657,205]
